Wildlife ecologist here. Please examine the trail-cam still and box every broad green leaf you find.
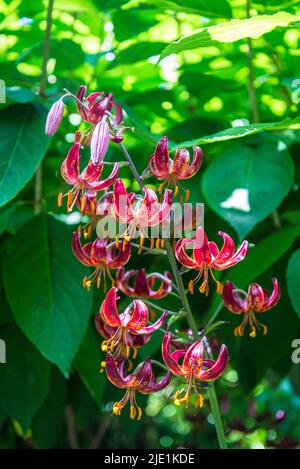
[0,105,50,208]
[74,321,106,409]
[202,141,294,239]
[147,0,231,17]
[287,248,300,319]
[160,12,300,59]
[171,116,300,149]
[113,42,167,65]
[0,324,51,431]
[31,369,67,448]
[2,214,93,376]
[113,8,159,42]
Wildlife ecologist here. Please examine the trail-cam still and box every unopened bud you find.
[45,98,64,136]
[91,116,109,165]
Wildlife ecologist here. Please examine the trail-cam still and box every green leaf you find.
[160,12,300,59]
[0,105,50,208]
[172,116,300,149]
[202,141,294,239]
[113,8,159,42]
[113,42,167,65]
[147,0,231,17]
[31,369,67,448]
[287,248,300,319]
[74,321,106,409]
[0,324,51,431]
[2,214,93,376]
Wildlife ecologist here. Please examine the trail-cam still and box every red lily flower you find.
[106,353,171,419]
[149,136,203,201]
[95,287,168,360]
[162,331,228,408]
[76,85,123,125]
[222,278,281,337]
[72,232,131,290]
[59,142,119,213]
[175,227,248,296]
[112,178,172,245]
[117,267,172,299]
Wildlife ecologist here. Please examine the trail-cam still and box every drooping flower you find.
[149,136,203,201]
[45,97,65,136]
[72,232,131,290]
[222,278,280,337]
[59,142,119,213]
[95,287,168,360]
[117,267,172,299]
[162,331,228,408]
[106,354,171,419]
[112,178,172,248]
[76,85,123,125]
[175,226,248,296]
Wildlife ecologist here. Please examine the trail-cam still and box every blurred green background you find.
[0,0,300,449]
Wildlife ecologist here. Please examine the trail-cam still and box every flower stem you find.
[117,141,227,449]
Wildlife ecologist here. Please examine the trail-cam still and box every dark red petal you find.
[263,277,281,311]
[134,269,151,296]
[105,353,127,388]
[71,232,93,266]
[113,178,134,222]
[175,238,198,269]
[177,146,203,179]
[126,300,149,332]
[248,282,265,312]
[162,332,184,376]
[137,311,168,334]
[193,227,211,266]
[61,143,80,185]
[99,287,121,327]
[222,281,245,314]
[150,136,170,179]
[198,345,228,381]
[182,339,204,374]
[87,163,119,191]
[76,85,89,120]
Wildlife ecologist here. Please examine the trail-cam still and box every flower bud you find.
[45,98,64,136]
[91,116,109,165]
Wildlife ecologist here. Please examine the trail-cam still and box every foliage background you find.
[0,0,300,449]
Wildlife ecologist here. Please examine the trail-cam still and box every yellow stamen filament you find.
[67,190,73,212]
[174,186,179,198]
[156,238,160,249]
[115,234,120,249]
[185,189,190,202]
[188,280,194,295]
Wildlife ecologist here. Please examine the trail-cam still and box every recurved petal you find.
[178,146,203,179]
[117,268,136,296]
[150,136,170,179]
[113,178,134,222]
[99,287,121,327]
[198,345,228,381]
[263,277,281,311]
[137,310,168,334]
[90,237,108,265]
[248,282,265,312]
[108,239,131,269]
[162,332,184,376]
[61,143,80,185]
[175,238,198,269]
[105,353,127,388]
[76,85,89,120]
[71,232,93,266]
[193,227,211,266]
[182,339,204,375]
[214,240,248,270]
[142,370,172,394]
[134,269,151,297]
[95,314,117,340]
[112,101,123,124]
[126,300,149,332]
[213,232,235,265]
[134,358,153,390]
[222,281,245,314]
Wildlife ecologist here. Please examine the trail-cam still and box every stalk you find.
[117,140,228,449]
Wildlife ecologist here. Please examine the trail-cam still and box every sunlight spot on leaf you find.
[221,188,251,213]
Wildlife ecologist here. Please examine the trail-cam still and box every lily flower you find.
[117,268,172,299]
[175,227,248,296]
[59,142,119,213]
[149,136,203,201]
[162,332,228,408]
[222,278,281,337]
[95,287,168,360]
[112,178,172,248]
[76,85,123,125]
[106,354,171,419]
[72,232,131,290]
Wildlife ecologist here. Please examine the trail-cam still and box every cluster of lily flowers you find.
[45,86,281,420]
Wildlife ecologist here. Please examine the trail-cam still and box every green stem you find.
[117,141,228,449]
[207,385,227,449]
